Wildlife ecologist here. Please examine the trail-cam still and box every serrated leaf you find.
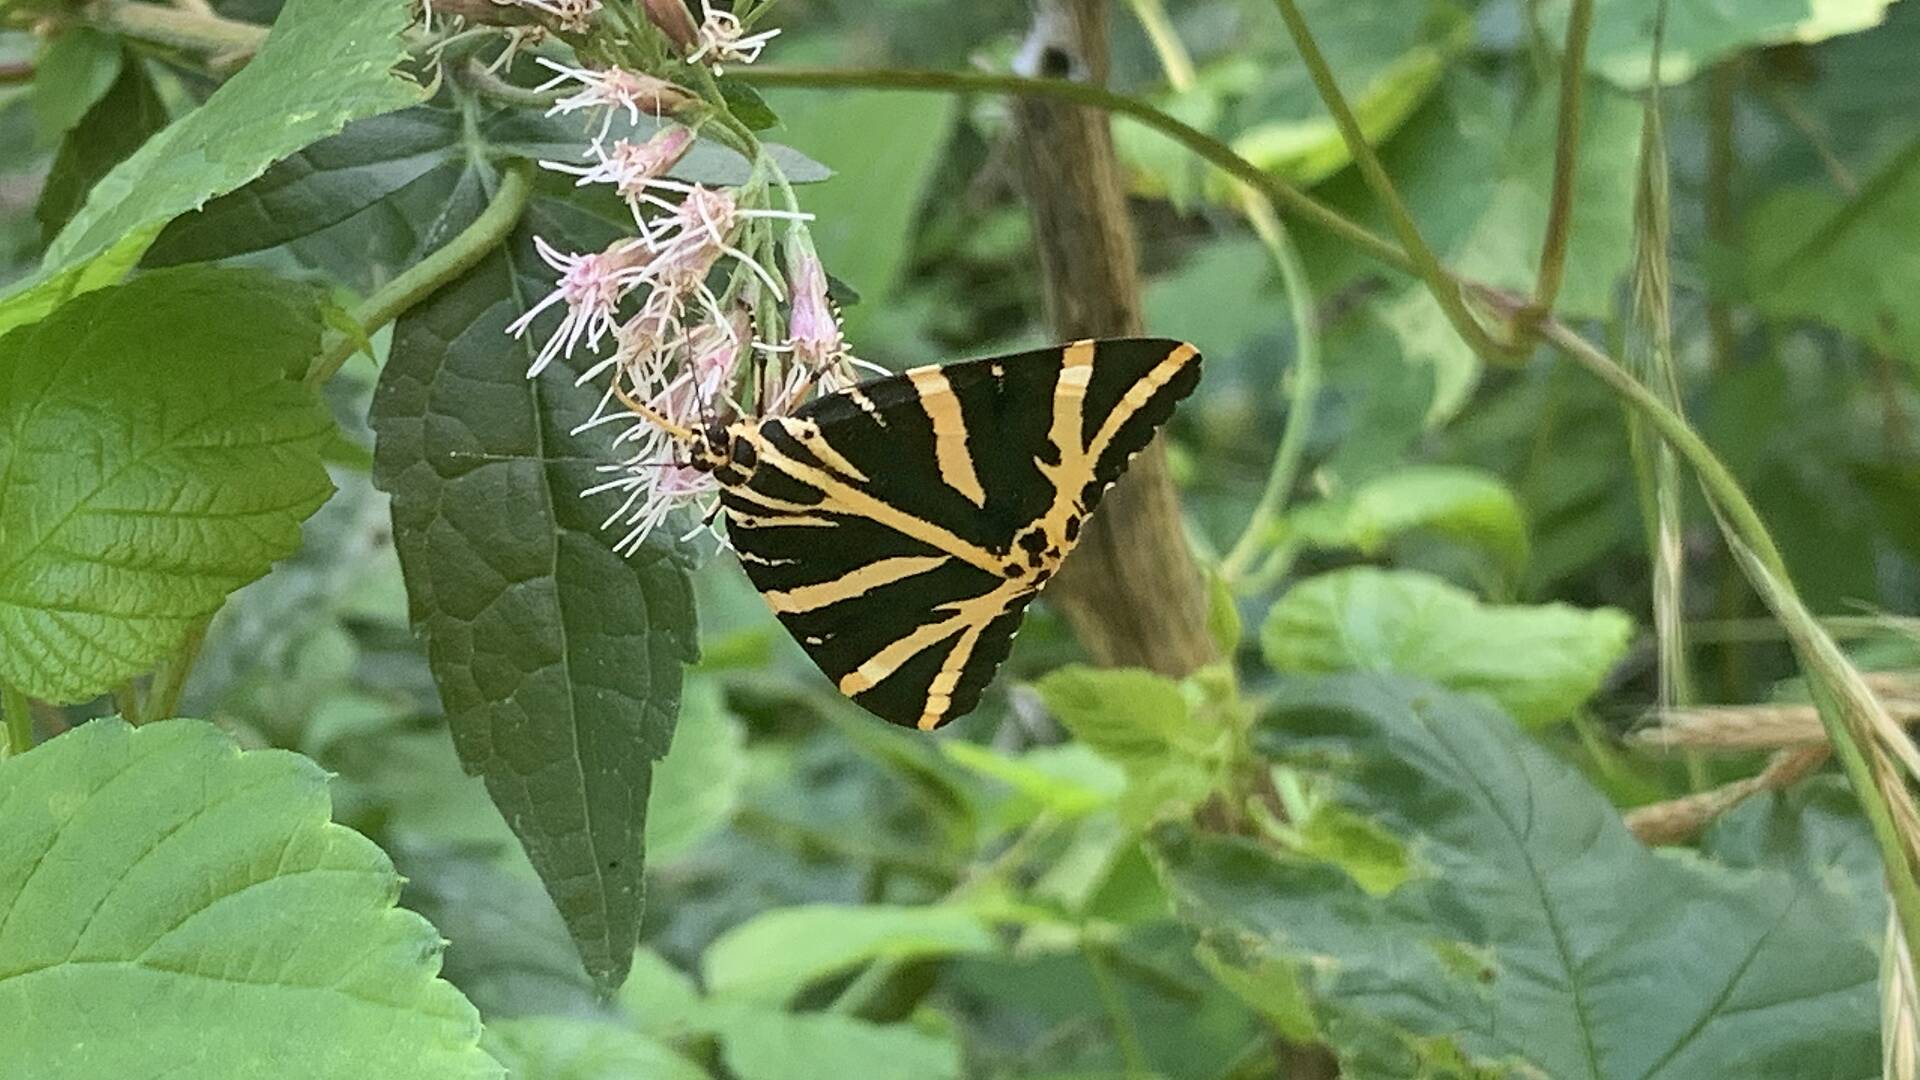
[29,27,121,147]
[0,267,334,703]
[369,170,696,994]
[646,677,746,861]
[34,50,168,242]
[0,0,419,334]
[0,719,499,1079]
[1284,466,1531,584]
[704,904,997,1004]
[1159,677,1880,1078]
[484,1016,711,1080]
[1260,568,1632,727]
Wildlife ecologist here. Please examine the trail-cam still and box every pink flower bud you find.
[642,0,700,51]
[784,240,844,369]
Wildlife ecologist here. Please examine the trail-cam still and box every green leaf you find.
[758,86,955,343]
[1159,677,1881,1078]
[715,1010,961,1080]
[1034,666,1196,767]
[1260,568,1632,727]
[369,176,696,994]
[0,267,334,703]
[145,105,828,273]
[0,0,419,334]
[1748,141,1920,369]
[939,741,1126,820]
[646,677,746,861]
[704,904,997,1004]
[1229,2,1470,187]
[34,50,168,242]
[1284,466,1531,584]
[0,719,498,1079]
[29,28,122,147]
[1548,0,1899,88]
[619,948,714,1041]
[484,1016,711,1080]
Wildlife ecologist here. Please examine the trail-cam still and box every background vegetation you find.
[2,0,1918,1076]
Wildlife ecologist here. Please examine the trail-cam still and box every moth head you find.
[689,421,757,486]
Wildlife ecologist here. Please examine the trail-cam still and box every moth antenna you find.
[613,382,694,442]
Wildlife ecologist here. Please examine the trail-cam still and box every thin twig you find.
[307,160,537,387]
[1518,0,1592,333]
[1267,0,1525,361]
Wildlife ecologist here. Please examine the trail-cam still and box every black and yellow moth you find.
[675,337,1201,730]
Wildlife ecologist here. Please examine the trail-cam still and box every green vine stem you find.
[139,618,210,724]
[306,159,536,388]
[739,67,1413,277]
[1518,0,1593,334]
[1267,0,1526,363]
[1220,220,1318,584]
[1119,0,1322,587]
[80,0,268,56]
[2,684,32,758]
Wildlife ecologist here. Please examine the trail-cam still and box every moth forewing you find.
[708,337,1201,731]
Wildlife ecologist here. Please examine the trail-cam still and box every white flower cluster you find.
[495,3,869,555]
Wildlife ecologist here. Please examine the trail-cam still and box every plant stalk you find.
[1,684,32,758]
[737,67,1413,278]
[1520,0,1592,332]
[1266,0,1524,362]
[83,0,268,56]
[307,160,536,387]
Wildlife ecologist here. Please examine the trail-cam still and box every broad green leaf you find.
[1034,666,1196,766]
[646,677,746,861]
[715,1010,962,1080]
[1159,677,1880,1078]
[1260,568,1632,727]
[145,105,829,272]
[1546,0,1898,88]
[0,719,498,1079]
[395,844,599,1020]
[1284,466,1531,583]
[704,903,997,1004]
[759,85,955,344]
[35,50,168,241]
[0,0,418,334]
[0,267,334,703]
[939,740,1126,819]
[369,174,696,994]
[484,1016,711,1080]
[1747,141,1920,370]
[620,948,714,1041]
[1229,2,1469,187]
[30,28,121,146]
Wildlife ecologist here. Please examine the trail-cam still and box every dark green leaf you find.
[29,27,121,147]
[0,267,334,702]
[718,79,779,130]
[147,104,829,271]
[34,51,168,243]
[369,167,697,994]
[1159,676,1881,1078]
[0,719,499,1079]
